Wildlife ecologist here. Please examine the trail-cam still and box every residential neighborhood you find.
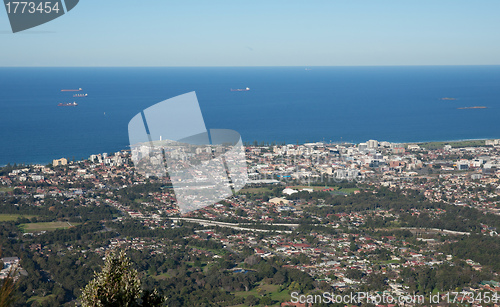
[1,139,500,306]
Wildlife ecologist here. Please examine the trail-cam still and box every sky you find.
[1,0,500,67]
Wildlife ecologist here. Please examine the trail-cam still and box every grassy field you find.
[0,214,35,222]
[239,187,273,194]
[233,283,291,305]
[27,295,56,304]
[21,221,79,232]
[287,185,359,195]
[288,185,336,191]
[0,187,14,193]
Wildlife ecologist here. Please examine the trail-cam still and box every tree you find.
[80,250,164,307]
[0,268,17,307]
[345,269,364,280]
[245,295,259,306]
[0,248,18,307]
[260,295,275,305]
[272,272,286,284]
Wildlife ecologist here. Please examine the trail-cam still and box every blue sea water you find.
[1,66,500,165]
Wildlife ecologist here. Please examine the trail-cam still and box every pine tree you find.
[0,248,18,307]
[81,250,163,307]
[0,268,17,307]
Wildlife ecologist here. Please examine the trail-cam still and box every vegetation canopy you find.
[81,250,163,307]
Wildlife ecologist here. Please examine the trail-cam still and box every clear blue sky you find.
[1,0,499,66]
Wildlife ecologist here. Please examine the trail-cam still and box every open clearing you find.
[21,221,79,232]
[0,214,35,222]
[233,283,290,305]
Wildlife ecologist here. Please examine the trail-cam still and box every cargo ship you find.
[230,87,250,92]
[58,102,78,106]
[61,88,82,92]
[73,93,88,97]
[457,106,487,109]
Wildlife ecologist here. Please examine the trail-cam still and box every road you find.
[170,217,294,233]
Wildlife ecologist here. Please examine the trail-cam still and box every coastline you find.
[1,137,496,167]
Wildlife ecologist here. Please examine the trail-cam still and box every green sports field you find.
[20,221,79,232]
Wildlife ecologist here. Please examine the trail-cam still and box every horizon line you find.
[1,64,500,68]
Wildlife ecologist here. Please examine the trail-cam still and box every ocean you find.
[0,66,500,165]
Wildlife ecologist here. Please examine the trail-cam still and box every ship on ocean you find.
[61,88,82,92]
[58,102,78,107]
[73,93,88,97]
[457,106,487,109]
[230,87,250,92]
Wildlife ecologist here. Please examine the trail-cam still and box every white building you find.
[282,188,298,195]
[367,140,378,149]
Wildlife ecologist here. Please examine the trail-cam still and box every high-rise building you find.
[53,158,68,166]
[367,140,378,149]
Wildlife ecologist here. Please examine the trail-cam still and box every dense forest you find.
[440,235,500,271]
